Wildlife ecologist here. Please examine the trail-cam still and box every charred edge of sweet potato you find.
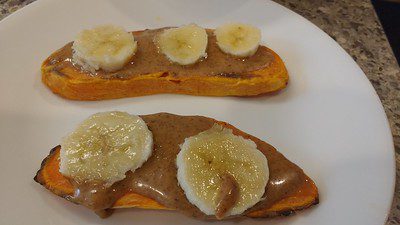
[34,145,59,185]
[34,145,77,203]
[268,197,319,218]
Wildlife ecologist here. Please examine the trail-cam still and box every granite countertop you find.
[1,0,399,223]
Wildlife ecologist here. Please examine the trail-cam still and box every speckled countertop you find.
[1,0,399,223]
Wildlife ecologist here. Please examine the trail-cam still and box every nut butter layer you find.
[34,113,318,219]
[41,28,288,100]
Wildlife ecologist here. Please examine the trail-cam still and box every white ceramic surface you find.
[0,0,395,224]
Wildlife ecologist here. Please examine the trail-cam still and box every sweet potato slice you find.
[34,119,318,218]
[41,29,288,101]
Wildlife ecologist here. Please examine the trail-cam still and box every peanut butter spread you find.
[64,113,310,219]
[47,28,274,79]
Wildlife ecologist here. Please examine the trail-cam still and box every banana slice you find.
[214,23,261,57]
[72,25,137,73]
[157,24,208,65]
[176,125,269,218]
[60,111,153,187]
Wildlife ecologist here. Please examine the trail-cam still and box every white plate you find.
[0,0,395,224]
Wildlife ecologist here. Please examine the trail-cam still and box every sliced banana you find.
[214,23,261,57]
[176,124,269,218]
[157,24,208,65]
[60,111,153,187]
[72,25,137,73]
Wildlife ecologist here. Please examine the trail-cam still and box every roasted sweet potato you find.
[34,117,318,218]
[41,29,288,101]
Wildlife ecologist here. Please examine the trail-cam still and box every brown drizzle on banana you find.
[215,173,240,219]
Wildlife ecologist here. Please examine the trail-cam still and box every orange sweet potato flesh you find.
[34,121,318,218]
[41,30,288,101]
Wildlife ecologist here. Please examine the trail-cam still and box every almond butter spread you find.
[62,113,310,219]
[47,28,274,79]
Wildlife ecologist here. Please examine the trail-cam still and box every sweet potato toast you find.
[41,29,289,101]
[34,116,318,219]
